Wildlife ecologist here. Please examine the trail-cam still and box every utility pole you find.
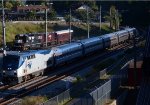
[99,5,101,34]
[115,10,117,31]
[133,29,137,86]
[109,7,112,29]
[45,8,48,47]
[115,10,119,31]
[117,10,119,30]
[87,7,89,38]
[69,8,72,43]
[2,0,6,56]
[45,1,53,47]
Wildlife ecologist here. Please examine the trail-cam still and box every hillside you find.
[0,22,113,46]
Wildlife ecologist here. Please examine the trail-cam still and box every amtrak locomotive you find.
[2,28,136,84]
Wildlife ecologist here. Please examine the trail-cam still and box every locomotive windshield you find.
[15,35,27,43]
[15,35,21,40]
[3,55,20,70]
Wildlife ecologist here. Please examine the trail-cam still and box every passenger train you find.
[2,28,136,84]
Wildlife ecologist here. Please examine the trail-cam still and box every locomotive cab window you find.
[27,54,35,60]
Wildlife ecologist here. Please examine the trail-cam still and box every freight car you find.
[14,29,73,50]
[2,28,137,84]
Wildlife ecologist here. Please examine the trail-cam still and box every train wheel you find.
[40,71,44,76]
[22,75,31,82]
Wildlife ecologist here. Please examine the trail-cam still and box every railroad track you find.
[0,43,131,105]
[0,76,45,91]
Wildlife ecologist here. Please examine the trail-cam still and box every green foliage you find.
[48,9,57,20]
[9,0,24,7]
[75,8,97,22]
[5,1,13,9]
[75,10,87,22]
[85,0,98,11]
[104,5,122,30]
[64,15,70,22]
[27,11,36,20]
[0,22,112,46]
[0,23,45,43]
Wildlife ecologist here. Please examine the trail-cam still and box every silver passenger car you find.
[126,28,136,39]
[100,32,118,48]
[52,43,83,65]
[116,30,129,43]
[79,37,103,54]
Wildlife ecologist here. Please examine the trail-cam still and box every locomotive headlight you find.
[14,70,16,73]
[3,71,5,73]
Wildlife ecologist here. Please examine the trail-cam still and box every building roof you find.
[56,29,73,35]
[17,5,48,10]
[77,5,90,10]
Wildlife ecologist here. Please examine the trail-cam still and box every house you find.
[7,5,49,21]
[76,5,90,11]
[16,5,48,13]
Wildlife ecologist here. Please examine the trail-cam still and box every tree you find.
[27,11,36,20]
[9,0,24,7]
[48,9,57,20]
[64,14,70,23]
[104,6,122,30]
[75,10,87,22]
[26,0,46,5]
[5,1,13,10]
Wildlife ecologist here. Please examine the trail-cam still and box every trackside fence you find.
[9,55,131,105]
[40,56,130,105]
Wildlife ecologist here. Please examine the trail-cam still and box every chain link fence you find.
[9,53,131,105]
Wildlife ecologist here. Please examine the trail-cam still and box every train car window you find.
[111,38,117,41]
[56,48,82,58]
[86,42,102,48]
[119,35,127,38]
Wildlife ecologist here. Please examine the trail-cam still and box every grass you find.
[0,22,113,46]
[21,96,48,105]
